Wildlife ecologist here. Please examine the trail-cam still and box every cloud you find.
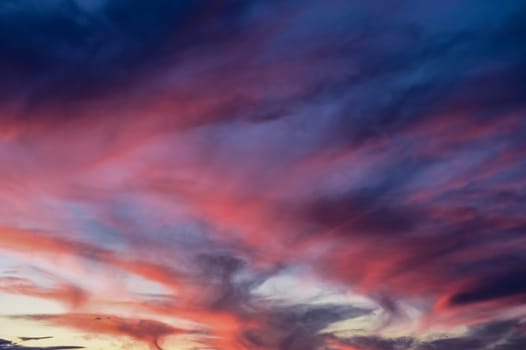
[329,319,526,350]
[0,338,83,349]
[0,1,256,112]
[0,1,525,349]
[204,302,372,350]
[0,276,86,308]
[18,337,53,342]
[447,268,526,306]
[16,314,191,350]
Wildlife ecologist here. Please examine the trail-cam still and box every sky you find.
[0,1,525,349]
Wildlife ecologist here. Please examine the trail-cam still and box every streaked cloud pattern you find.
[0,1,525,349]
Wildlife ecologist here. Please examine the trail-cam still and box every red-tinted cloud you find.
[0,1,525,349]
[20,314,189,350]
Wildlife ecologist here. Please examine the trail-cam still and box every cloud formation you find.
[329,319,526,350]
[0,337,83,349]
[0,0,525,349]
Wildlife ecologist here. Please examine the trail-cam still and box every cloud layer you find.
[0,0,525,349]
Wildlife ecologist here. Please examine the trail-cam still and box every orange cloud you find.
[0,276,87,308]
[21,313,191,350]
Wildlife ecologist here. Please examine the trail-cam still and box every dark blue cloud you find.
[449,268,526,306]
[1,0,523,128]
[0,0,259,113]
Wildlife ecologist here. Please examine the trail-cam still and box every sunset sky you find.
[0,1,525,349]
